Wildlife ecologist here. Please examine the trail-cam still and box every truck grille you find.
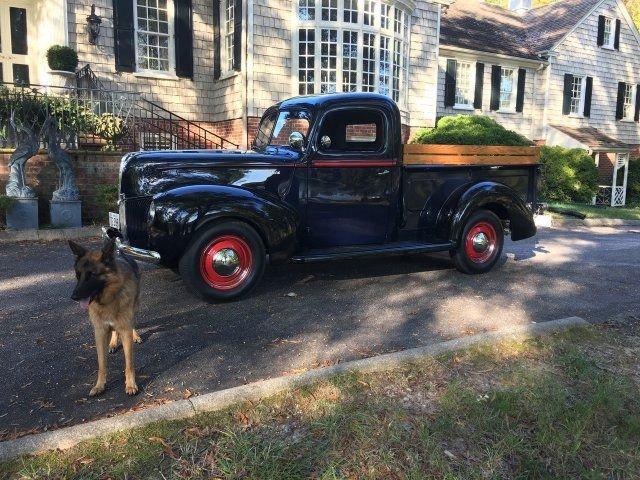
[123,196,152,248]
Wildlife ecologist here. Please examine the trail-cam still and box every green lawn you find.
[547,202,640,220]
[2,323,640,479]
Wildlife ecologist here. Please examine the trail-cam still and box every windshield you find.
[253,109,312,149]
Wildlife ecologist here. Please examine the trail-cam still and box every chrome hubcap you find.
[213,248,240,276]
[472,232,490,252]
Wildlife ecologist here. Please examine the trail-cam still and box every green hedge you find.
[46,45,78,72]
[539,146,598,203]
[627,160,640,205]
[412,115,531,146]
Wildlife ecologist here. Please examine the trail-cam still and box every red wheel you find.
[464,221,497,264]
[452,210,503,274]
[180,221,266,302]
[200,235,253,290]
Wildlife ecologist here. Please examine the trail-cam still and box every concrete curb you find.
[0,226,101,244]
[535,214,640,228]
[0,316,587,462]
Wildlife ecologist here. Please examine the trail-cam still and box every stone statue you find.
[46,123,80,201]
[5,112,42,199]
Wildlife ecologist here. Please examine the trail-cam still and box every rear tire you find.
[179,221,266,302]
[451,209,504,274]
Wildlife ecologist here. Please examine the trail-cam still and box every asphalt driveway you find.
[1,225,639,439]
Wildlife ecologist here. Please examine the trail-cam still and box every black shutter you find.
[614,19,621,49]
[584,76,593,117]
[233,0,242,71]
[616,82,626,120]
[175,0,194,78]
[444,59,457,108]
[490,65,501,111]
[113,0,136,72]
[597,15,605,46]
[515,68,526,113]
[473,62,484,109]
[635,84,640,122]
[562,73,573,115]
[213,0,221,79]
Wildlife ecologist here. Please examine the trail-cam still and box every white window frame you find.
[602,16,615,49]
[622,83,636,121]
[292,0,411,106]
[133,0,176,77]
[220,0,235,75]
[499,67,517,112]
[569,75,587,117]
[453,59,476,110]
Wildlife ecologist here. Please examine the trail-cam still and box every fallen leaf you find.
[444,449,457,460]
[285,292,297,297]
[182,389,193,399]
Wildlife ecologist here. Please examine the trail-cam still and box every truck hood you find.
[119,147,302,197]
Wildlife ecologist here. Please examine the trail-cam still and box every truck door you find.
[305,107,397,248]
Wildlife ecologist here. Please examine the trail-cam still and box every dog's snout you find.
[71,291,81,301]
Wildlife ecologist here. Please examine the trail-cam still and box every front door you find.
[305,106,397,248]
[0,1,33,86]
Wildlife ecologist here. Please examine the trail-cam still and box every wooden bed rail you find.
[403,144,540,166]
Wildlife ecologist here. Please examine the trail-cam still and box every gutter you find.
[439,45,548,68]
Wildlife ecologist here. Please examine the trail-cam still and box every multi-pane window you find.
[603,17,614,48]
[379,36,391,96]
[299,29,315,94]
[342,31,358,92]
[320,28,337,93]
[454,60,474,107]
[321,0,337,21]
[623,83,635,119]
[135,0,171,72]
[362,32,376,92]
[295,0,410,104]
[363,0,376,26]
[380,4,391,29]
[570,75,585,115]
[343,0,357,23]
[499,67,515,110]
[298,0,315,20]
[223,0,235,72]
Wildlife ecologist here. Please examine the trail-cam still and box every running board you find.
[291,241,454,263]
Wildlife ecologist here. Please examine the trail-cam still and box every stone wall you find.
[0,150,121,226]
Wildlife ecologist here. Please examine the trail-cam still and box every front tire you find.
[452,209,504,274]
[179,221,266,302]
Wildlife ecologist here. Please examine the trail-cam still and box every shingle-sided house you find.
[0,0,450,148]
[439,0,640,205]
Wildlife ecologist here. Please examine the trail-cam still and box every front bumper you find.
[102,227,161,264]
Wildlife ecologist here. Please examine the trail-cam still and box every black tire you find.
[179,221,266,302]
[451,209,504,274]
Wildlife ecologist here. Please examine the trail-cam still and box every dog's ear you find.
[68,240,87,258]
[101,238,117,267]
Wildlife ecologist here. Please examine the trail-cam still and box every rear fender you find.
[149,184,299,264]
[437,181,536,244]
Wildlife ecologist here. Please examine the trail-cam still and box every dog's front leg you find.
[119,328,139,395]
[90,325,110,396]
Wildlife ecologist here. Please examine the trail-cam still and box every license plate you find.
[108,212,120,229]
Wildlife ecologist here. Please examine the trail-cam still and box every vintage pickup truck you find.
[106,93,538,301]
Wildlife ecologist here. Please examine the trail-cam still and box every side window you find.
[318,109,386,153]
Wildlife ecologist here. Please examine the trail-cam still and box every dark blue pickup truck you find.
[106,93,537,301]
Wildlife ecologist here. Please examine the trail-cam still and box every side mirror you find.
[289,131,305,151]
[320,135,332,150]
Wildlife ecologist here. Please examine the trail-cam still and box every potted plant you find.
[46,45,79,87]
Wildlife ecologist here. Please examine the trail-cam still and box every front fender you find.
[438,181,536,244]
[149,184,300,263]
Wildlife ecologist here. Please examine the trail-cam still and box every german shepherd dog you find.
[69,239,142,396]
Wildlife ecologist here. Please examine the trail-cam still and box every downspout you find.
[541,52,554,141]
[242,0,250,149]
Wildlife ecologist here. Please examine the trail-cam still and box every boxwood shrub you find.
[627,160,640,205]
[412,115,531,146]
[46,45,79,72]
[539,146,598,203]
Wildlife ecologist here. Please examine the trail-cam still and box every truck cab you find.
[108,93,537,301]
